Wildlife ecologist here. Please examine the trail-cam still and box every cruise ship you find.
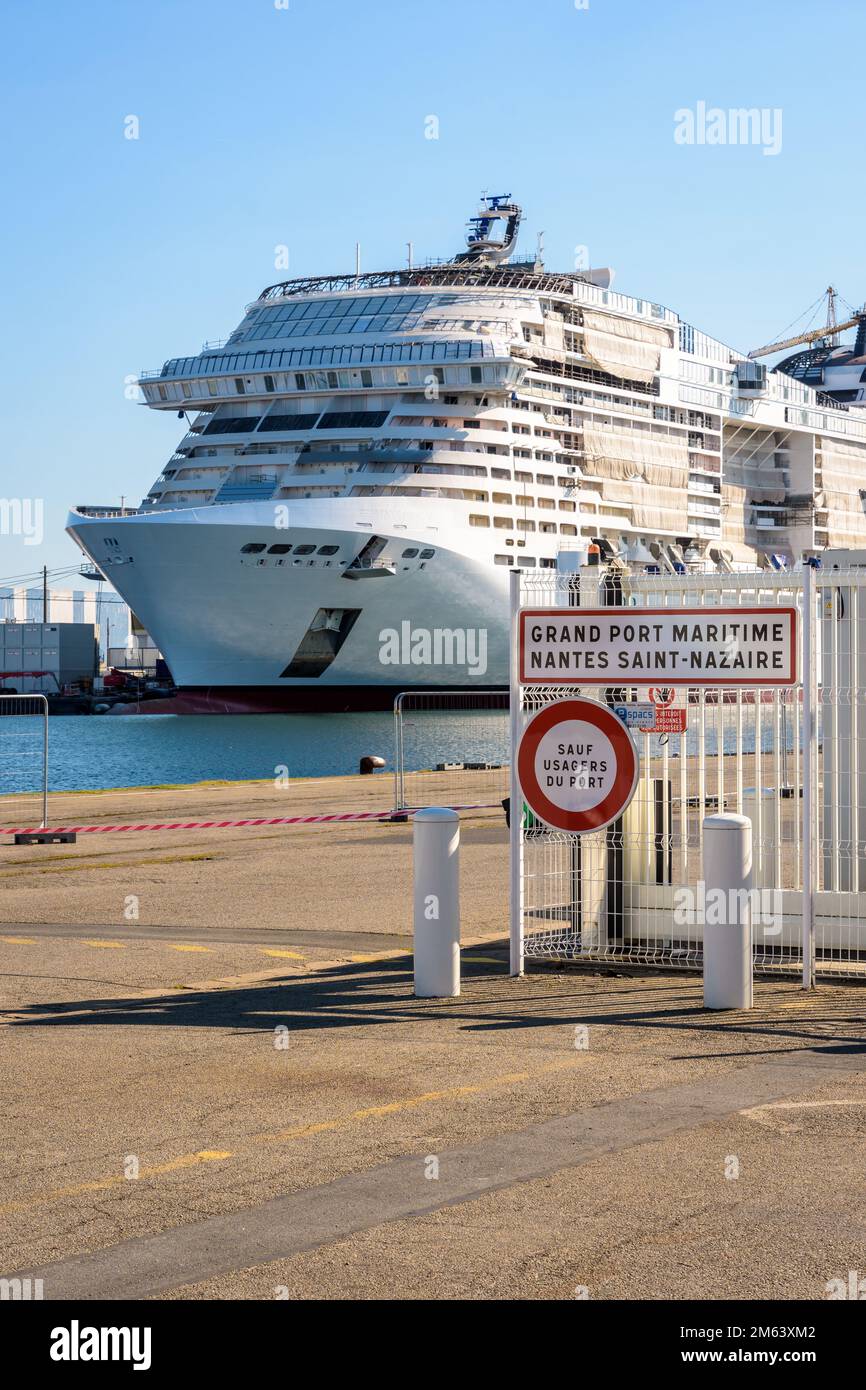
[68,196,866,711]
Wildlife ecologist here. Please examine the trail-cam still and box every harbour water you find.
[0,712,510,796]
[0,709,798,798]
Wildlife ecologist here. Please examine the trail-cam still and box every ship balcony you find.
[215,474,279,503]
[342,558,397,580]
[79,562,106,581]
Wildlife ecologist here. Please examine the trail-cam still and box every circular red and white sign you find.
[648,686,675,707]
[517,697,639,834]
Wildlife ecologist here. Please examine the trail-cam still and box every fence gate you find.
[508,565,866,982]
[393,689,509,814]
[0,693,49,830]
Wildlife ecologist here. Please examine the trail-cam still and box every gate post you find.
[509,569,524,976]
[413,808,460,998]
[703,813,753,1010]
[802,563,816,989]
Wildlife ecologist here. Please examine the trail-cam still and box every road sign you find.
[648,686,675,707]
[614,702,688,734]
[613,703,656,729]
[517,696,639,834]
[653,707,687,734]
[519,606,798,687]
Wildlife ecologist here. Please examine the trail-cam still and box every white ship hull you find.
[67,498,510,707]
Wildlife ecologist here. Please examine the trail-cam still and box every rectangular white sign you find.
[519,606,798,686]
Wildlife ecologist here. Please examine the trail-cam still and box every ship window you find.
[264,375,275,392]
[294,544,315,555]
[361,370,373,387]
[268,544,292,554]
[317,545,339,555]
[295,373,306,390]
[181,382,191,398]
[241,543,266,554]
[401,548,419,558]
[204,416,261,434]
[419,548,435,559]
[234,378,246,394]
[207,380,219,395]
[318,410,389,429]
[494,555,512,566]
[258,413,321,432]
[158,384,168,400]
[470,366,483,383]
[469,514,490,527]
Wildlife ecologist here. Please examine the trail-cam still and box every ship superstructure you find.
[67,197,866,708]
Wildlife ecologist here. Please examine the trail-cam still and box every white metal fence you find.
[508,564,866,983]
[393,689,509,815]
[0,694,48,830]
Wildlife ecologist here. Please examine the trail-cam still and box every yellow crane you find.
[748,286,865,359]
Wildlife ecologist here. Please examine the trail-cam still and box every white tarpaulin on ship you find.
[581,309,671,384]
[582,422,689,489]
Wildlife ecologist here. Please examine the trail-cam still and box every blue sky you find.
[2,0,864,578]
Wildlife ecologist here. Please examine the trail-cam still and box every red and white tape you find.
[0,804,498,836]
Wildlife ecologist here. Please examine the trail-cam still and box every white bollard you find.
[413,807,460,998]
[702,813,753,1010]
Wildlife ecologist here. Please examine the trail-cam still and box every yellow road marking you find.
[348,950,408,961]
[1,1150,233,1216]
[82,939,125,949]
[1,936,37,945]
[0,1058,580,1217]
[257,1058,580,1144]
[261,949,305,960]
[167,944,211,953]
[0,853,220,877]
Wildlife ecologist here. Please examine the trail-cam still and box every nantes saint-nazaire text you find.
[527,619,789,673]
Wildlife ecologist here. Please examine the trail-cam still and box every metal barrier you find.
[0,693,48,830]
[509,565,866,983]
[393,689,509,814]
